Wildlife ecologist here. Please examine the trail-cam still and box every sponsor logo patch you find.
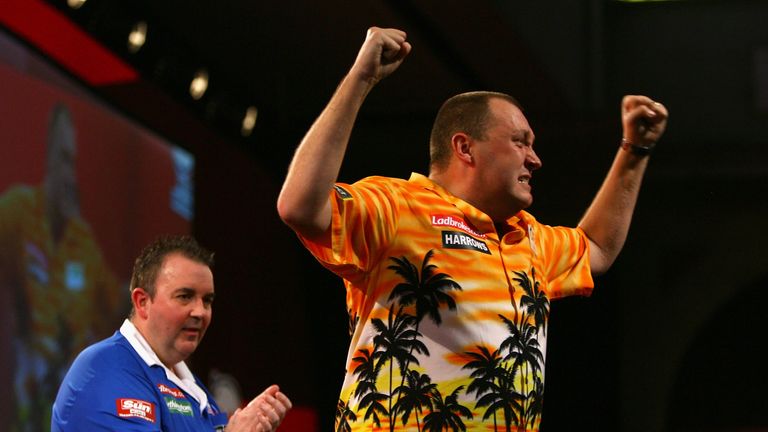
[441,230,491,254]
[165,397,194,416]
[157,384,185,399]
[333,185,353,199]
[431,215,487,238]
[116,398,156,423]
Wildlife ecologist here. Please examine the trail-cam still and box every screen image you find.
[0,29,194,430]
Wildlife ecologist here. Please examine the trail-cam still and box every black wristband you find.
[620,138,655,156]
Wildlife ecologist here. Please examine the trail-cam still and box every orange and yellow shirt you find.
[299,173,594,432]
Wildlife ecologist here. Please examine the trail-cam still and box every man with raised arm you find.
[278,27,667,431]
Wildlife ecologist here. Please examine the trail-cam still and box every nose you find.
[525,147,542,171]
[189,297,210,319]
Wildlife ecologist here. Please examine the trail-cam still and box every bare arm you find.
[578,95,668,275]
[276,27,411,244]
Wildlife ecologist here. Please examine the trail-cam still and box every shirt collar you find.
[407,172,532,239]
[120,319,209,412]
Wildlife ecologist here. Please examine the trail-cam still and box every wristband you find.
[620,137,655,156]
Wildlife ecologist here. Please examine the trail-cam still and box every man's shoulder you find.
[52,332,159,431]
[350,175,423,195]
[70,331,141,376]
[353,175,405,186]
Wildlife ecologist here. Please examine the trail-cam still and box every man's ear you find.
[451,132,474,165]
[131,288,151,319]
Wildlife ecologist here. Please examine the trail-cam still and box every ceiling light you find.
[189,69,209,100]
[67,0,87,9]
[127,21,147,54]
[241,106,258,137]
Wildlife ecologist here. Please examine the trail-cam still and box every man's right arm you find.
[276,27,411,245]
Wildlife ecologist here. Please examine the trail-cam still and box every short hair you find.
[129,235,214,300]
[428,91,522,173]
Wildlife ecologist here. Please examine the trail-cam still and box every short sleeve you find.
[535,223,594,299]
[52,343,162,431]
[297,179,400,282]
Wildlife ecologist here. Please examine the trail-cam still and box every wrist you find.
[620,137,655,156]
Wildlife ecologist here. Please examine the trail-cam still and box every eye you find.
[175,290,194,301]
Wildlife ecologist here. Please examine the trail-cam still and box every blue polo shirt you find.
[51,321,228,431]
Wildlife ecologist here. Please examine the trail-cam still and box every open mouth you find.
[518,176,531,184]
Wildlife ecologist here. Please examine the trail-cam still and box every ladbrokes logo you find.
[431,215,486,239]
[158,384,185,399]
[442,230,491,254]
[116,398,156,423]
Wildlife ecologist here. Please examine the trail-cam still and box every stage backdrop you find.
[0,29,193,430]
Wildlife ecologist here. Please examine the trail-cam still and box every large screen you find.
[0,29,194,430]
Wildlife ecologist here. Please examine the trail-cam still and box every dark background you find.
[8,1,768,430]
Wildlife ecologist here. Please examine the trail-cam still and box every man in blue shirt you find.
[52,235,292,431]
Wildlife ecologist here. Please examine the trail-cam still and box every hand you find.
[621,95,668,148]
[225,385,292,432]
[349,27,412,86]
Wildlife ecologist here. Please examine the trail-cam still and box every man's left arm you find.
[578,95,668,275]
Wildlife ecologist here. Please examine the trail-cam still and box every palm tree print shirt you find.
[298,173,594,432]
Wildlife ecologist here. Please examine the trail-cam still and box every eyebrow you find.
[174,287,215,300]
[513,130,534,143]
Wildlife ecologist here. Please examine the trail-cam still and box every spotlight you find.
[67,0,87,9]
[241,106,258,137]
[189,69,209,100]
[127,21,147,54]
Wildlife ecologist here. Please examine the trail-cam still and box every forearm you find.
[277,72,373,239]
[578,147,650,274]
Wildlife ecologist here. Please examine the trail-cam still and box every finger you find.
[393,41,412,63]
[274,391,293,412]
[262,406,281,426]
[373,27,407,42]
[260,384,280,397]
[247,386,277,407]
[622,95,655,112]
[380,35,410,61]
[649,101,668,119]
[254,411,278,432]
[228,407,242,422]
[259,395,282,423]
[624,105,655,127]
[367,27,406,48]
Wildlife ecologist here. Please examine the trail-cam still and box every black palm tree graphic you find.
[392,369,436,431]
[388,250,461,327]
[348,309,360,337]
[523,376,544,430]
[371,306,429,427]
[352,348,388,429]
[335,398,358,432]
[475,365,524,432]
[359,391,389,429]
[514,269,549,335]
[499,313,544,429]
[422,386,474,432]
[462,346,507,431]
[352,348,379,399]
[387,249,462,428]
